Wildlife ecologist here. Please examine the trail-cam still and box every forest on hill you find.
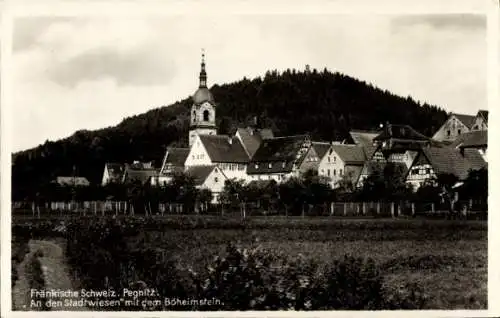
[12,68,447,200]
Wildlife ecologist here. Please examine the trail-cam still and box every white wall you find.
[432,115,470,142]
[185,135,213,167]
[317,148,346,188]
[217,163,248,182]
[406,163,435,190]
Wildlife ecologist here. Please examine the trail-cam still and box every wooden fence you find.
[12,199,486,219]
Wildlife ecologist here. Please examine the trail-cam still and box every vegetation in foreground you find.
[12,217,487,310]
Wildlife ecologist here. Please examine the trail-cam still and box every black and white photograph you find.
[4,0,498,314]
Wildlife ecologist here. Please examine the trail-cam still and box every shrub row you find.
[63,221,428,310]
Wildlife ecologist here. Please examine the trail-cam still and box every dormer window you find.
[203,110,210,122]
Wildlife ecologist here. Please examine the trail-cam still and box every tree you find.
[197,188,213,213]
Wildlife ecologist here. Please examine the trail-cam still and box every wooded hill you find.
[12,68,447,199]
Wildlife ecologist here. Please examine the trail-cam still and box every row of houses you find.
[61,54,488,204]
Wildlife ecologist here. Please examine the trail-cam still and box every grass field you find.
[12,216,487,310]
[124,218,487,309]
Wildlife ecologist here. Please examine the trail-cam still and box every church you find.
[156,52,328,202]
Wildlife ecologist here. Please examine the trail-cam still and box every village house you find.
[318,144,366,188]
[405,146,487,190]
[184,134,249,181]
[432,113,476,143]
[357,124,430,186]
[121,161,159,185]
[157,147,190,185]
[246,135,315,182]
[185,165,228,203]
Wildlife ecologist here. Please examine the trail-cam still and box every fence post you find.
[330,202,334,216]
[356,203,360,216]
[391,202,395,218]
[431,203,435,214]
[343,202,347,216]
[362,202,365,216]
[411,203,415,217]
[376,202,380,216]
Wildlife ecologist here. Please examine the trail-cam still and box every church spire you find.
[199,49,207,88]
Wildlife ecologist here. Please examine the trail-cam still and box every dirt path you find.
[12,239,88,311]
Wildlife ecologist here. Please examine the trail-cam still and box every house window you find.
[321,169,324,174]
[214,177,219,183]
[334,169,336,176]
[327,169,331,176]
[203,110,210,121]
[334,156,337,163]
[458,129,461,135]
[329,149,333,154]
[328,157,330,163]
[339,169,343,176]
[447,130,451,136]
[425,168,431,174]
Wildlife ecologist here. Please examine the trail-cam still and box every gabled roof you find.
[56,176,90,186]
[251,135,310,162]
[343,165,364,185]
[236,127,274,159]
[330,144,367,165]
[420,147,486,180]
[104,163,125,182]
[312,142,331,160]
[449,130,487,149]
[373,124,429,142]
[349,130,379,146]
[476,110,488,123]
[199,135,250,163]
[458,130,487,148]
[122,167,158,184]
[452,113,476,129]
[247,135,311,174]
[185,165,220,186]
[160,147,189,174]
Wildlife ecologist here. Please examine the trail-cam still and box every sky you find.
[11,13,487,152]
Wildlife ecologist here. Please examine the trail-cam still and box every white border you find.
[1,0,499,317]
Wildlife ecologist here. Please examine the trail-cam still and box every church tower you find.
[189,50,217,147]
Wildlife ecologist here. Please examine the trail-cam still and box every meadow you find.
[12,216,487,310]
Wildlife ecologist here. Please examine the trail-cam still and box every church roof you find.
[199,135,249,163]
[193,87,215,105]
